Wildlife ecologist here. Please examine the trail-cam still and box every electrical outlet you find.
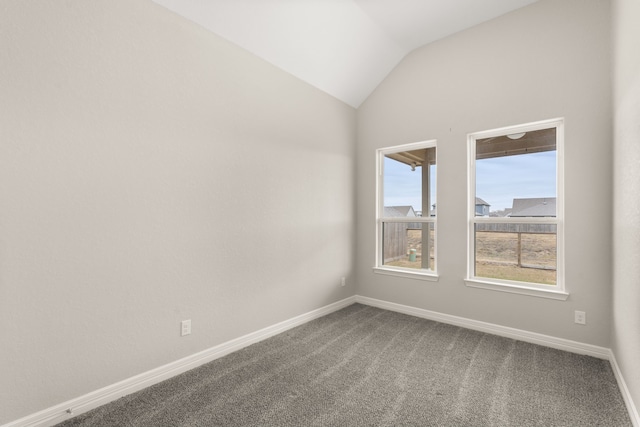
[574,311,586,325]
[181,319,191,336]
[341,277,346,287]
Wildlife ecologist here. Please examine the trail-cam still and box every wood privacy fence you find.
[383,222,423,262]
[475,223,556,234]
[384,222,556,270]
[475,223,557,270]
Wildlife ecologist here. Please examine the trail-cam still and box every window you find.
[466,119,566,300]
[375,140,437,280]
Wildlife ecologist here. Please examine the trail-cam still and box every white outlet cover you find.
[181,319,192,336]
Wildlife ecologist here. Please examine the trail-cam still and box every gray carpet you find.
[56,304,631,426]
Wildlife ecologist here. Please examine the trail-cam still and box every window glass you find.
[470,123,562,290]
[377,143,437,276]
[383,150,436,216]
[382,222,435,270]
[474,223,557,285]
[476,128,556,216]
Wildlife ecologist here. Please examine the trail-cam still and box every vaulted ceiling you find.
[151,0,538,107]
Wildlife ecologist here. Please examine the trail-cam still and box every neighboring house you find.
[383,206,419,262]
[384,205,420,230]
[510,197,557,217]
[475,197,491,216]
[490,208,512,217]
[384,205,417,218]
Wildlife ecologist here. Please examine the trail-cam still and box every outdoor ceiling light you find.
[507,132,526,140]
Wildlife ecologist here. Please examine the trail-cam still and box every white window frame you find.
[465,118,567,300]
[374,140,438,281]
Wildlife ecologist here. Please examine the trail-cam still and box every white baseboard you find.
[355,295,610,358]
[355,295,639,426]
[609,351,640,427]
[3,296,357,427]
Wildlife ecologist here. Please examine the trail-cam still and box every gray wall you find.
[612,0,640,415]
[0,1,356,423]
[356,0,613,346]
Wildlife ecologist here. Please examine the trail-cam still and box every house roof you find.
[384,206,416,217]
[475,197,490,206]
[510,197,556,217]
[490,208,512,217]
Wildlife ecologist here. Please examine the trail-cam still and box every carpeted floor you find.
[56,304,631,426]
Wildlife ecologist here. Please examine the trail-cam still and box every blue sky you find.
[384,151,556,212]
[383,157,436,212]
[476,151,556,210]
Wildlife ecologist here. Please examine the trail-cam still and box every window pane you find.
[383,222,435,270]
[474,223,557,285]
[476,128,556,217]
[384,147,436,217]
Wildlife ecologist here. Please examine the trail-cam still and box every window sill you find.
[464,278,569,300]
[373,267,439,282]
